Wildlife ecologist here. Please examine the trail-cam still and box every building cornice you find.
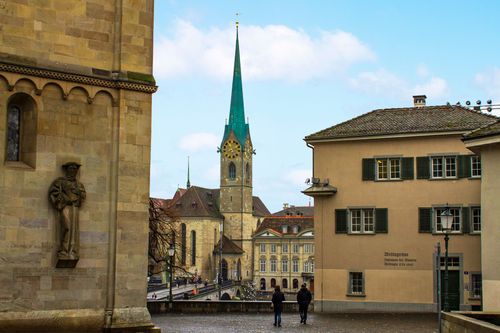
[0,61,157,94]
[305,131,466,144]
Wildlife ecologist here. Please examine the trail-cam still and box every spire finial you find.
[186,156,191,189]
[235,12,240,31]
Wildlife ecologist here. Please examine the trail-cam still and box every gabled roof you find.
[168,186,223,219]
[214,235,244,254]
[273,206,314,217]
[254,216,314,236]
[305,105,498,141]
[463,119,500,140]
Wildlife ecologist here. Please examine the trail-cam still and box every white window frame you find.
[349,208,375,234]
[304,243,313,253]
[270,259,277,273]
[259,258,266,272]
[434,207,461,234]
[282,243,288,253]
[431,156,457,179]
[471,156,481,178]
[348,271,364,295]
[376,158,401,180]
[292,244,300,253]
[282,259,288,273]
[260,243,266,253]
[270,243,277,253]
[471,206,481,233]
[292,259,299,273]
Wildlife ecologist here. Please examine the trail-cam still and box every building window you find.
[282,278,288,289]
[304,243,314,253]
[229,162,236,180]
[292,244,300,253]
[271,278,276,288]
[281,225,288,233]
[376,158,401,180]
[349,209,375,234]
[293,278,299,289]
[292,259,299,273]
[181,224,186,266]
[282,243,288,253]
[270,258,277,273]
[7,105,21,161]
[260,258,266,272]
[434,207,461,233]
[260,278,266,290]
[349,272,364,295]
[440,256,460,268]
[471,207,481,233]
[260,243,266,253]
[190,230,196,265]
[470,274,482,299]
[282,259,288,273]
[432,156,457,179]
[270,243,277,253]
[303,261,309,273]
[471,156,481,177]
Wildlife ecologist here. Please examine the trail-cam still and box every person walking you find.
[297,283,312,324]
[271,285,285,327]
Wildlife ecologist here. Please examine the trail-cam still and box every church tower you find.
[219,23,254,246]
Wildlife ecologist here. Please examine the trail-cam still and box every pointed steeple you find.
[222,22,250,148]
[186,156,191,189]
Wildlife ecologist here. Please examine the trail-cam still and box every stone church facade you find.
[158,26,270,284]
[0,1,158,332]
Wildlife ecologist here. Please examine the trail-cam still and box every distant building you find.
[252,205,315,294]
[304,96,497,312]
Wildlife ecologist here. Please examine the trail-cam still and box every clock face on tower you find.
[222,140,241,159]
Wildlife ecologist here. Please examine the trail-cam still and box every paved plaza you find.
[152,313,439,333]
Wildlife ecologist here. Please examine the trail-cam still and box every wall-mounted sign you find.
[384,252,417,268]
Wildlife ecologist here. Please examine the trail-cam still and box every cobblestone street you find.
[153,313,439,333]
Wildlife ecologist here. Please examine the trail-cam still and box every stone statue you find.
[49,162,86,267]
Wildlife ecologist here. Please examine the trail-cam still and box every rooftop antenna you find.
[186,156,191,189]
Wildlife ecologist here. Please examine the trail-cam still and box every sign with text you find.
[384,252,417,268]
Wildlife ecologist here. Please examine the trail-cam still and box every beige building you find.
[252,205,314,294]
[304,96,497,312]
[463,120,500,311]
[0,1,158,332]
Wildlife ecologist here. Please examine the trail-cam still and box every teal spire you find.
[222,23,250,148]
[186,156,191,189]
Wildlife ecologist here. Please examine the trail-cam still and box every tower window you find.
[229,162,236,180]
[191,230,196,266]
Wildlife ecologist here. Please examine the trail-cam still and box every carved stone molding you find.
[0,61,158,94]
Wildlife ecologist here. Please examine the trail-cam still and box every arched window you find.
[260,278,266,290]
[293,278,299,289]
[282,278,288,289]
[190,230,196,266]
[181,224,186,265]
[228,162,236,180]
[5,93,37,167]
[271,278,276,288]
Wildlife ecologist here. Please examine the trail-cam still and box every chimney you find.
[413,95,427,107]
[283,203,289,209]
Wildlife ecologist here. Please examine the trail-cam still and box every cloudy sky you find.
[150,0,500,213]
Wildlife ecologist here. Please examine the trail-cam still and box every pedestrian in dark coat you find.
[271,285,285,327]
[296,283,312,324]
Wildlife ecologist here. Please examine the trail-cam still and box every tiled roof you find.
[253,196,271,217]
[463,120,500,140]
[305,105,498,141]
[214,235,244,254]
[254,216,313,236]
[273,206,314,217]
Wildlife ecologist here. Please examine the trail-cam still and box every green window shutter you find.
[335,209,348,233]
[418,208,432,233]
[401,157,414,180]
[375,208,388,233]
[462,207,470,234]
[362,158,375,181]
[416,157,430,179]
[458,155,471,178]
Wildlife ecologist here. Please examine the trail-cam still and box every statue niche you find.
[49,162,86,268]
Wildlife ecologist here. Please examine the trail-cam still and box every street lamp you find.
[168,244,175,309]
[219,219,223,300]
[440,205,454,312]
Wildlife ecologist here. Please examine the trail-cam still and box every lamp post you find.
[168,244,175,309]
[440,205,453,312]
[219,219,223,299]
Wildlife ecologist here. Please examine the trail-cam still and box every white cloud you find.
[349,69,449,99]
[282,169,311,186]
[154,20,375,82]
[475,68,500,101]
[416,64,430,78]
[179,132,219,152]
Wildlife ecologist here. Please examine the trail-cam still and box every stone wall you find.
[441,312,500,333]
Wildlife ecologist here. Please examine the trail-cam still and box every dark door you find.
[221,259,228,281]
[440,270,460,310]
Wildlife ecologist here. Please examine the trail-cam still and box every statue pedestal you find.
[56,257,79,268]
